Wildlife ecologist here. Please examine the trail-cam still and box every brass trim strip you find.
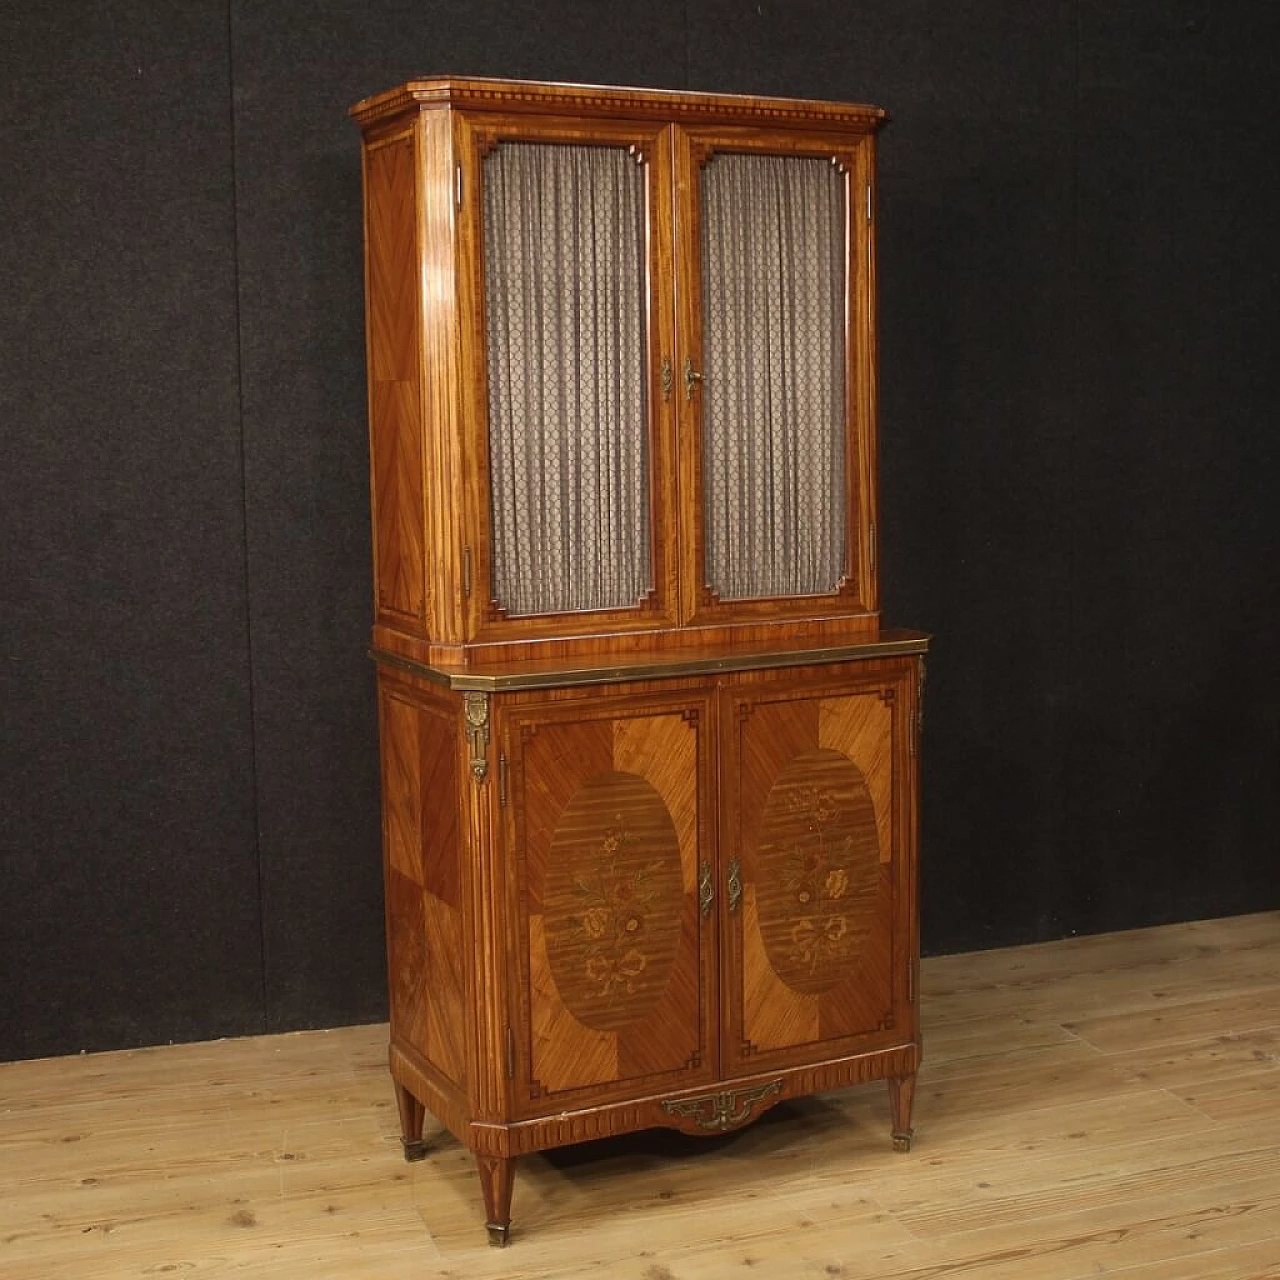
[369,633,930,693]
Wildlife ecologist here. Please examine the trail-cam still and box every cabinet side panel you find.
[364,131,426,632]
[379,681,466,1089]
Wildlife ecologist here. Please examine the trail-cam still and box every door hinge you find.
[462,546,473,599]
[917,660,927,751]
[866,182,873,223]
[505,1025,515,1080]
[908,964,916,1004]
[455,164,463,209]
[498,752,508,808]
[869,522,877,573]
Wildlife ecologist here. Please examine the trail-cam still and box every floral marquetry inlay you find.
[543,772,684,1033]
[754,748,881,996]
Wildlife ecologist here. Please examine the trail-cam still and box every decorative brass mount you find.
[661,1079,783,1132]
[463,691,491,782]
[727,857,742,913]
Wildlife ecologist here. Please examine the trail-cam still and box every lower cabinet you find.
[377,652,924,1245]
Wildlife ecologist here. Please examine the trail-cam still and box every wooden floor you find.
[3,913,1279,1279]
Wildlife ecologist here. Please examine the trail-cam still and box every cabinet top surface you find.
[349,75,888,131]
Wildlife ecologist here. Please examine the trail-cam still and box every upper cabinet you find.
[351,79,888,668]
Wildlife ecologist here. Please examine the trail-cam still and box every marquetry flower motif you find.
[566,815,666,998]
[581,907,611,940]
[780,787,857,974]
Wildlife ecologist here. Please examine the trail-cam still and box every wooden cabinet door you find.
[673,126,879,630]
[719,661,917,1076]
[501,690,717,1117]
[455,114,680,643]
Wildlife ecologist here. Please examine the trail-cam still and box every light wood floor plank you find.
[2,911,1277,1278]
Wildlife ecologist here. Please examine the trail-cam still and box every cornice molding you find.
[351,77,888,132]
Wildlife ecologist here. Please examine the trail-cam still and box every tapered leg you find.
[476,1155,516,1247]
[888,1073,916,1152]
[394,1080,430,1162]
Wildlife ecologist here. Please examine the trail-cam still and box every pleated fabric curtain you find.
[483,142,651,617]
[700,153,848,600]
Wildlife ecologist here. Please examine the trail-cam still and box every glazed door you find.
[719,662,917,1076]
[501,690,717,1117]
[674,127,879,629]
[456,115,680,642]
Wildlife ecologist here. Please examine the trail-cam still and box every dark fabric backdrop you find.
[3,0,1277,1061]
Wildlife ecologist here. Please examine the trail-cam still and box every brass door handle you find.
[684,357,704,401]
[699,861,714,917]
[727,858,742,914]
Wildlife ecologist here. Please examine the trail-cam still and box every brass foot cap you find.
[486,1222,510,1248]
[892,1130,913,1153]
[401,1138,430,1163]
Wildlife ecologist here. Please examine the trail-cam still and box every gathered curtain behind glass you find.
[700,153,848,600]
[483,142,651,617]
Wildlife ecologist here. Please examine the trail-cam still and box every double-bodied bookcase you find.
[351,77,928,1245]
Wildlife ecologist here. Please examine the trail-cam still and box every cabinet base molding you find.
[392,1039,919,1160]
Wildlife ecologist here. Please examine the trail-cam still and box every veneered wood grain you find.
[723,664,915,1075]
[378,678,466,1090]
[507,700,713,1113]
[363,131,425,630]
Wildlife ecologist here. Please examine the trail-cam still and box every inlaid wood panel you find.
[543,772,685,1033]
[722,668,908,1075]
[363,131,425,631]
[505,696,715,1115]
[754,748,880,996]
[378,680,466,1089]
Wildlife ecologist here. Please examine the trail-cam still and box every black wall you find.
[3,1,1278,1061]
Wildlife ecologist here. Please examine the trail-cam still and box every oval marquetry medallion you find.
[543,771,684,1033]
[754,748,880,996]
